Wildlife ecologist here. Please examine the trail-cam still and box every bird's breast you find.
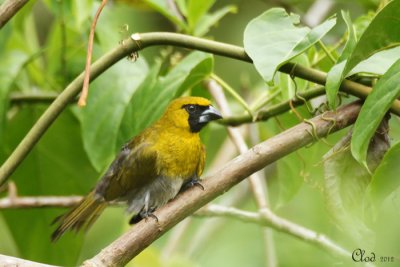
[154,132,203,179]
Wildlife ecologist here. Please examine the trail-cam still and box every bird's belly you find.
[124,176,184,214]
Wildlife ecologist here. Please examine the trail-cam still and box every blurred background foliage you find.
[1,0,400,266]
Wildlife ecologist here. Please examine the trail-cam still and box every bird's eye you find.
[185,105,197,114]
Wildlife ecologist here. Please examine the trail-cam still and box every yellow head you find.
[160,96,222,132]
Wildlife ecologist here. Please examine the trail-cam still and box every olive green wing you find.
[95,141,159,201]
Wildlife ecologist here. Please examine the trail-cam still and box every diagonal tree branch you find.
[0,0,30,29]
[81,101,362,267]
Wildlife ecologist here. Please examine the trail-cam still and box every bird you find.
[51,96,222,241]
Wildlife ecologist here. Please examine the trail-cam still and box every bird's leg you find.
[129,191,159,224]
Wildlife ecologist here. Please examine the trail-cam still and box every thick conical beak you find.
[199,106,223,123]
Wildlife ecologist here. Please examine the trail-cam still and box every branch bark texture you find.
[0,0,29,29]
[82,101,362,267]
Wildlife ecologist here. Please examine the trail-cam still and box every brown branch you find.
[0,196,82,209]
[0,254,59,267]
[81,101,362,267]
[0,0,29,29]
[78,0,108,107]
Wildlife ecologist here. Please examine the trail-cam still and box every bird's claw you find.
[145,212,159,223]
[187,178,205,190]
[129,207,159,224]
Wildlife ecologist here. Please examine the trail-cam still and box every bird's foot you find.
[183,177,204,191]
[129,207,158,224]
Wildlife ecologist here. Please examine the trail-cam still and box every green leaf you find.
[330,0,400,96]
[326,11,357,109]
[244,8,336,84]
[0,215,18,255]
[80,58,148,172]
[0,107,99,266]
[187,0,215,29]
[351,59,400,166]
[71,0,93,28]
[353,11,374,39]
[118,52,214,142]
[278,54,310,100]
[0,51,29,141]
[144,0,188,31]
[368,142,400,208]
[276,152,305,206]
[323,132,375,246]
[175,0,187,17]
[348,46,400,76]
[344,0,400,76]
[194,5,237,37]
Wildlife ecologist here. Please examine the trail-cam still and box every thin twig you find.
[9,92,60,104]
[318,40,336,64]
[78,0,108,107]
[0,196,82,209]
[0,0,29,29]
[210,73,253,117]
[195,204,369,266]
[81,101,362,267]
[0,254,59,267]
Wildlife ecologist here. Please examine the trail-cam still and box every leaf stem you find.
[317,40,336,63]
[210,73,253,117]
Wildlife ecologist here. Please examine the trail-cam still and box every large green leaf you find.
[328,0,400,103]
[344,0,400,75]
[368,142,400,208]
[0,52,29,141]
[326,11,357,109]
[144,0,188,31]
[276,152,305,207]
[278,54,310,101]
[187,0,215,29]
[118,52,214,143]
[193,5,237,37]
[80,58,148,172]
[0,106,99,266]
[244,8,336,84]
[351,59,400,167]
[323,130,389,246]
[348,46,400,76]
[71,0,93,28]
